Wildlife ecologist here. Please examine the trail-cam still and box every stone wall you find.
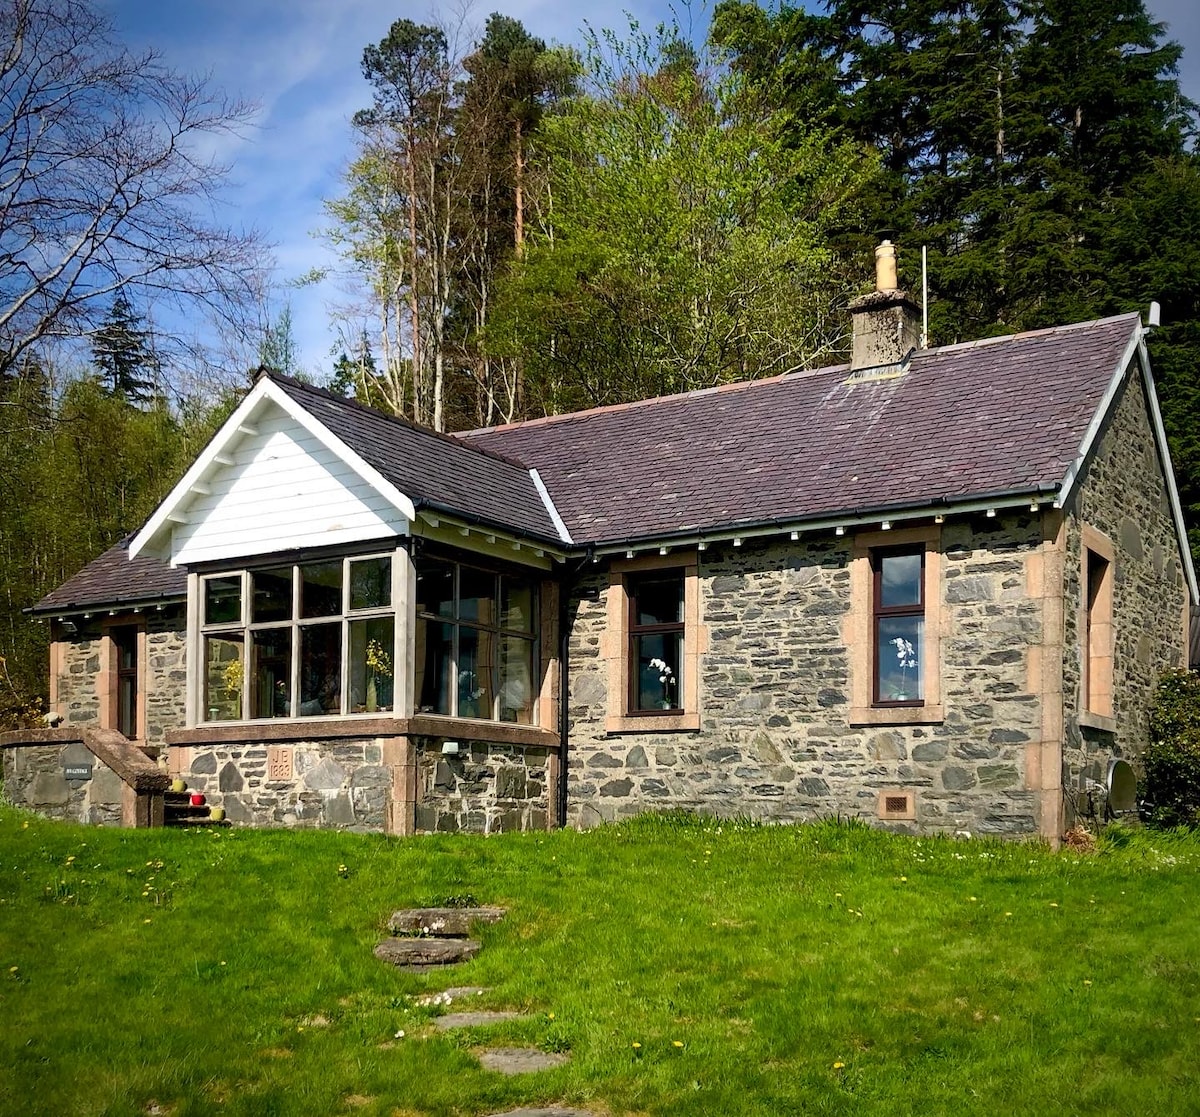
[413,739,553,833]
[175,739,391,830]
[1062,370,1188,820]
[565,514,1048,836]
[1,740,124,825]
[57,627,103,728]
[144,613,187,746]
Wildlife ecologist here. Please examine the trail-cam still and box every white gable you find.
[131,379,415,567]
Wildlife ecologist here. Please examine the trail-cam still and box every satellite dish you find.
[1107,759,1137,813]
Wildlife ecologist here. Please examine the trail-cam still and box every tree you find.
[90,293,160,402]
[488,23,875,413]
[0,0,268,380]
[258,303,299,376]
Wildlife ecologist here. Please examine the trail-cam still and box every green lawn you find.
[3,806,1200,1116]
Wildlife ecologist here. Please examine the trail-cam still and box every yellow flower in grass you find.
[673,1041,684,1048]
[833,1061,845,1070]
[631,1042,642,1050]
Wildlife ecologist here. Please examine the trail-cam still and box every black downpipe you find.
[557,549,593,827]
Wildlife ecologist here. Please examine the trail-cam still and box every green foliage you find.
[1145,669,1200,827]
[89,292,160,403]
[6,809,1200,1114]
[489,21,876,413]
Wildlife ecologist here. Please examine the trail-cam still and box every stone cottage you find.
[4,243,1194,841]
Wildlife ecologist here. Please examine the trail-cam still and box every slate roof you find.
[460,314,1142,546]
[269,375,563,544]
[34,537,187,614]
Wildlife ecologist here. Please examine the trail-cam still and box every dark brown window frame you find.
[626,570,686,716]
[113,624,139,738]
[871,546,925,708]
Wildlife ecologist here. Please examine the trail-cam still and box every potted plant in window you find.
[365,640,392,714]
[221,658,243,720]
[889,637,917,701]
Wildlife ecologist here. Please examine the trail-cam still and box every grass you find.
[3,807,1200,1116]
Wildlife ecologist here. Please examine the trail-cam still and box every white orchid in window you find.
[648,656,676,709]
[889,636,918,700]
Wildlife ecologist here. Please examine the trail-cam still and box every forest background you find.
[2,0,1198,718]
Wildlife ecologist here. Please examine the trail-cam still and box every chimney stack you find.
[848,240,922,371]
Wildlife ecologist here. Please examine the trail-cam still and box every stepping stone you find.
[374,937,481,968]
[434,1010,522,1030]
[484,1110,596,1117]
[477,1047,570,1075]
[389,906,507,937]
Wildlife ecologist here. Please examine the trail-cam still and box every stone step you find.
[484,1109,596,1117]
[433,1011,522,1031]
[388,906,507,937]
[374,937,481,968]
[476,1048,570,1075]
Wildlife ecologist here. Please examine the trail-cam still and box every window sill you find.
[848,705,944,727]
[407,715,559,749]
[1079,710,1117,734]
[168,717,403,745]
[606,712,701,734]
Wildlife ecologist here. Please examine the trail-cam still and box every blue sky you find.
[104,0,1200,381]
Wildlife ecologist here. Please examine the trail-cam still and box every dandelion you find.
[632,1042,642,1049]
[900,876,907,883]
[547,1012,555,1020]
[673,1041,684,1048]
[1005,912,1013,917]
[143,919,152,924]
[9,966,17,973]
[1049,902,1058,908]
[833,1061,845,1070]
[65,856,75,863]
[969,896,978,902]
[1083,980,1092,986]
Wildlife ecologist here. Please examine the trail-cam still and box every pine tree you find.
[89,292,159,403]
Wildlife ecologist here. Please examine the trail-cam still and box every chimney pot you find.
[875,240,899,292]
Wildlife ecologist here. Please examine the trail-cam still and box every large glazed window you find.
[199,553,394,722]
[413,554,538,724]
[628,572,685,713]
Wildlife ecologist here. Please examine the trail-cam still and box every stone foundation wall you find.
[413,739,553,833]
[565,514,1047,836]
[1,740,125,825]
[1062,370,1188,820]
[173,739,391,830]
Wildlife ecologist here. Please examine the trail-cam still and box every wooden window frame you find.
[413,552,542,726]
[871,546,926,707]
[605,552,703,734]
[101,618,146,740]
[626,570,686,716]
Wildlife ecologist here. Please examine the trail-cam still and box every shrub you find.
[1144,669,1200,827]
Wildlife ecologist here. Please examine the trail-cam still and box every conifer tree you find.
[90,292,160,403]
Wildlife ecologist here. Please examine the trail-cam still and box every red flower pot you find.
[190,792,206,807]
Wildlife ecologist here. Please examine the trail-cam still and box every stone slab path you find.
[389,906,507,936]
[434,1010,522,1031]
[477,1048,570,1075]
[484,1109,596,1117]
[373,937,481,968]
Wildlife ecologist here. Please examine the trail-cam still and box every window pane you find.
[350,556,392,610]
[300,561,342,619]
[251,628,292,718]
[414,556,454,618]
[300,623,341,716]
[633,631,682,711]
[634,575,683,626]
[204,576,242,625]
[458,626,495,719]
[499,634,535,724]
[880,552,922,607]
[203,634,244,721]
[252,566,293,623]
[876,615,924,701]
[459,566,496,624]
[349,617,394,713]
[501,578,535,633]
[416,619,452,715]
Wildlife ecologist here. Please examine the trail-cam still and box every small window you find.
[113,625,139,738]
[873,548,924,705]
[628,572,685,713]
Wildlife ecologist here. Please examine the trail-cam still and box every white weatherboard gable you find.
[130,379,415,566]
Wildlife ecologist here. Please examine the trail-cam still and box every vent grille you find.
[885,795,908,814]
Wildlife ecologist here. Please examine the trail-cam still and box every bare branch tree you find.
[0,0,270,378]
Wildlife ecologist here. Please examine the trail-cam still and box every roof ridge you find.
[457,364,855,438]
[266,371,536,473]
[918,312,1141,359]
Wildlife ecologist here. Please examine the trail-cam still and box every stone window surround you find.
[604,551,704,734]
[1079,522,1116,728]
[848,524,944,726]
